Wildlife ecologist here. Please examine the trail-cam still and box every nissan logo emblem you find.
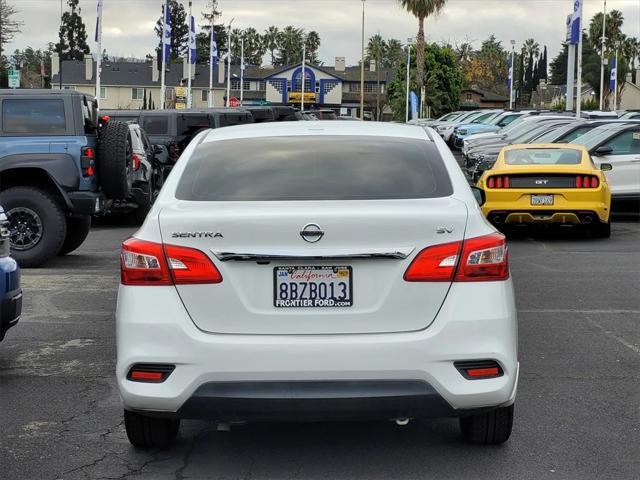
[300,223,324,243]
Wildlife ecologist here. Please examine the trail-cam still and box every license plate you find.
[274,266,353,308]
[531,194,554,205]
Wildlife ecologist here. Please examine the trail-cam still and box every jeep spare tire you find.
[98,121,133,199]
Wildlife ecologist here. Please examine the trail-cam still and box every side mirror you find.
[470,186,486,206]
[600,162,613,171]
[153,144,164,155]
[593,145,613,156]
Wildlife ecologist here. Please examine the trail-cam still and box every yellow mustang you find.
[477,144,612,237]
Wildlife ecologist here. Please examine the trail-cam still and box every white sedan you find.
[116,121,518,448]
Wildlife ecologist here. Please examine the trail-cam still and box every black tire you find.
[460,404,514,445]
[591,220,611,239]
[98,121,133,199]
[0,187,67,268]
[58,216,91,256]
[124,410,180,449]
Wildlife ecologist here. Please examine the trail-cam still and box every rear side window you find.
[177,114,210,135]
[142,116,169,135]
[2,99,66,134]
[560,126,593,142]
[176,136,453,201]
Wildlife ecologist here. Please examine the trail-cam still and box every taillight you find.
[404,241,461,282]
[487,175,510,188]
[404,234,508,283]
[454,360,503,380]
[127,364,175,383]
[81,146,95,177]
[120,238,222,286]
[575,175,599,188]
[455,233,509,281]
[131,153,141,171]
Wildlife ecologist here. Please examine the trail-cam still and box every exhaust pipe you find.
[395,418,410,426]
[582,215,593,225]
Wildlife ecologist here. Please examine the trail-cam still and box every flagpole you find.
[209,16,214,108]
[301,41,306,112]
[160,0,168,110]
[360,0,365,120]
[225,21,233,107]
[612,49,618,110]
[187,1,193,109]
[509,40,515,110]
[95,0,103,108]
[405,39,411,123]
[599,0,606,110]
[575,0,583,119]
[240,37,244,106]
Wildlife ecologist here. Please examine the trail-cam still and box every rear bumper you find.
[116,280,518,419]
[0,257,21,341]
[68,191,106,215]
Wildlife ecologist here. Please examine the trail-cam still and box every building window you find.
[323,80,339,94]
[466,93,472,101]
[349,83,376,93]
[268,79,284,93]
[258,81,266,91]
[99,87,107,100]
[132,87,145,100]
[294,78,312,92]
[62,86,76,91]
[231,79,241,90]
[201,90,208,102]
[165,87,174,100]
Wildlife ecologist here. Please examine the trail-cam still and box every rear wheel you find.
[58,216,91,256]
[0,187,66,267]
[460,404,514,445]
[591,220,611,239]
[124,410,180,449]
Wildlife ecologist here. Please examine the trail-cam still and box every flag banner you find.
[189,15,197,65]
[410,91,419,120]
[569,0,582,44]
[210,29,218,67]
[94,0,102,43]
[609,57,617,91]
[507,55,513,88]
[163,5,172,64]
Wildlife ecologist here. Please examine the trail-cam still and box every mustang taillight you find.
[575,175,599,188]
[487,175,510,189]
[404,233,508,282]
[81,146,95,177]
[120,238,222,285]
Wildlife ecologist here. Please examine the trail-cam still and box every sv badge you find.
[436,226,454,234]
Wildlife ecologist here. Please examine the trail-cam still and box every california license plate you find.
[531,194,554,206]
[274,266,353,308]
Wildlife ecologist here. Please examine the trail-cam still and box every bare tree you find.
[0,0,24,67]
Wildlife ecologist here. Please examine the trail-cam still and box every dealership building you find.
[51,54,393,118]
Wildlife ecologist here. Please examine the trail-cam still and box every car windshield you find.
[471,112,497,124]
[504,148,583,165]
[176,136,453,201]
[570,125,627,149]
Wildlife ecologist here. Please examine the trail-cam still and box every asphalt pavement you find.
[1,221,639,480]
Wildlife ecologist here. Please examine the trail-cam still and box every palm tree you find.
[275,26,303,66]
[367,34,386,120]
[304,31,321,64]
[385,39,404,68]
[263,26,279,66]
[523,38,540,59]
[398,0,447,96]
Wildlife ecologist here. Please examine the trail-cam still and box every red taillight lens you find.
[404,234,509,283]
[83,147,95,159]
[576,175,600,188]
[404,241,461,282]
[496,176,503,188]
[503,175,509,188]
[487,177,495,188]
[590,176,599,188]
[576,176,582,188]
[131,153,141,171]
[127,364,175,383]
[130,371,163,381]
[164,244,222,284]
[121,238,171,285]
[120,238,222,286]
[455,233,509,281]
[487,176,509,189]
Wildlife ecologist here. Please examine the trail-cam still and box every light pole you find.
[301,37,306,112]
[187,1,193,109]
[405,37,413,123]
[240,37,244,106]
[599,0,607,110]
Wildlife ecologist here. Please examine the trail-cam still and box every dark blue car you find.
[0,206,21,342]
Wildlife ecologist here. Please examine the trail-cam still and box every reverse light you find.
[120,238,222,285]
[404,233,508,283]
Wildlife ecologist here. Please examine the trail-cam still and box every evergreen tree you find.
[525,51,534,92]
[143,89,147,110]
[538,46,548,81]
[56,0,90,61]
[0,0,23,72]
[532,59,539,91]
[154,0,189,63]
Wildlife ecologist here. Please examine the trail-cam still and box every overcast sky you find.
[7,0,640,66]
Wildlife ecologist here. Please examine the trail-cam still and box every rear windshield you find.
[176,136,453,201]
[142,116,169,135]
[504,148,582,165]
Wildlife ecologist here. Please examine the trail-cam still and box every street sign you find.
[8,69,20,89]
